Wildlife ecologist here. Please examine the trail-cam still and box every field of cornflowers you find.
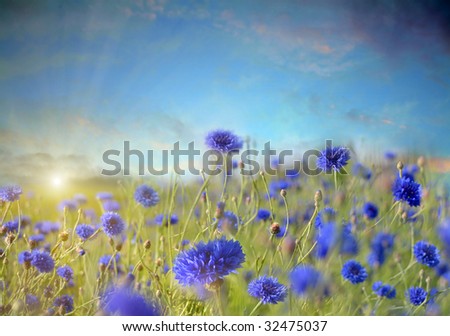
[0,130,449,316]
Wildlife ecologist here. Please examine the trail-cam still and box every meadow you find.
[0,131,449,316]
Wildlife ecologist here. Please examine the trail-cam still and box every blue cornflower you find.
[134,185,159,208]
[413,241,440,267]
[248,276,287,304]
[372,281,396,299]
[363,202,379,219]
[58,200,78,212]
[29,234,45,243]
[407,287,427,306]
[99,254,120,270]
[101,212,126,237]
[402,165,419,181]
[314,207,336,229]
[205,129,243,153]
[173,237,245,286]
[268,180,291,197]
[31,251,54,273]
[352,162,372,180]
[0,185,22,202]
[96,192,113,201]
[18,251,33,264]
[56,265,74,282]
[340,223,359,256]
[102,200,121,212]
[368,232,395,267]
[73,193,87,205]
[256,209,271,221]
[289,265,323,296]
[75,224,96,241]
[217,210,240,233]
[101,286,159,316]
[315,223,336,259]
[26,294,40,311]
[53,295,74,314]
[2,219,19,233]
[317,146,351,173]
[392,176,421,207]
[341,260,368,284]
[438,219,450,258]
[154,214,179,226]
[34,221,60,235]
[384,151,397,160]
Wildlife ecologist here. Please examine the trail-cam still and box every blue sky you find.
[1,0,449,182]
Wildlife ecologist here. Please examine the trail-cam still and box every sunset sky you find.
[1,0,449,183]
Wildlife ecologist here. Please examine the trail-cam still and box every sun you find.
[52,176,63,187]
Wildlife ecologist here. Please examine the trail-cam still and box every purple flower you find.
[205,129,243,153]
[248,276,287,304]
[134,185,159,208]
[0,185,22,202]
[101,212,126,237]
[173,237,245,286]
[57,265,74,282]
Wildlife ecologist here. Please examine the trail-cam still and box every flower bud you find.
[314,190,323,203]
[397,160,404,171]
[144,240,151,250]
[280,189,287,197]
[59,231,69,242]
[270,222,281,235]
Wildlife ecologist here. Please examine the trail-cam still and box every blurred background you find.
[1,0,449,188]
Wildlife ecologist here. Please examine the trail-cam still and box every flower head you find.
[372,281,396,299]
[315,223,336,259]
[407,287,427,306]
[99,254,120,270]
[102,200,121,212]
[248,276,287,304]
[256,209,271,221]
[205,129,243,153]
[34,221,60,235]
[392,176,421,207]
[75,224,96,241]
[101,212,126,237]
[53,295,74,314]
[101,286,159,316]
[438,219,450,258]
[173,237,245,286]
[26,294,40,311]
[0,185,22,202]
[56,265,74,282]
[134,185,159,208]
[18,251,33,264]
[289,265,323,296]
[368,232,395,267]
[31,251,54,273]
[217,210,240,233]
[317,146,351,173]
[29,234,45,243]
[352,162,372,180]
[340,223,359,256]
[314,207,336,229]
[414,241,440,267]
[57,200,78,212]
[341,260,367,284]
[96,192,113,201]
[363,202,379,220]
[2,219,19,233]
